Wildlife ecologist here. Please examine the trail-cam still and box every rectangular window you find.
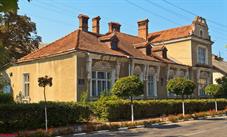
[23,73,30,97]
[147,75,155,97]
[198,47,206,64]
[91,71,112,97]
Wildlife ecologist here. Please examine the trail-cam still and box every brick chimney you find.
[108,22,121,32]
[137,19,149,40]
[78,14,89,31]
[92,16,101,34]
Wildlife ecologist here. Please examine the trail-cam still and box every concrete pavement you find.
[64,117,227,137]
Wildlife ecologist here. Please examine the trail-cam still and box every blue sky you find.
[18,0,227,60]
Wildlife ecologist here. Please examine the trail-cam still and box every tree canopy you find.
[167,77,196,98]
[0,0,18,13]
[38,76,53,88]
[0,13,41,68]
[216,76,227,98]
[111,75,144,99]
[204,84,221,97]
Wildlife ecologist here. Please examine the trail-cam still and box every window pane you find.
[98,72,105,79]
[98,80,102,95]
[92,71,96,78]
[25,84,29,96]
[102,81,106,91]
[107,81,111,89]
[92,80,96,96]
[148,75,154,97]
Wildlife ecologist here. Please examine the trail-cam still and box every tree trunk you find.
[43,87,48,132]
[182,95,185,116]
[215,98,218,112]
[130,96,134,122]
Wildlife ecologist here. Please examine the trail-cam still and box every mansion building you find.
[6,14,213,102]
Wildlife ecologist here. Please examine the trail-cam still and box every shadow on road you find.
[149,124,181,129]
[202,118,225,121]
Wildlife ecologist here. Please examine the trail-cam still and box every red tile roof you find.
[19,28,188,66]
[148,25,193,43]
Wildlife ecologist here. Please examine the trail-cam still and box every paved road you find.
[65,117,227,137]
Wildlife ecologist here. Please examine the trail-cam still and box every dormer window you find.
[111,39,118,50]
[146,45,152,56]
[162,49,167,59]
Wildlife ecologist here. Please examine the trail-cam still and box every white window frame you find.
[91,71,112,97]
[23,73,30,97]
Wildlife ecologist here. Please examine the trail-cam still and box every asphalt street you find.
[64,117,227,137]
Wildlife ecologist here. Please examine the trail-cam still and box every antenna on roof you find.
[219,51,221,58]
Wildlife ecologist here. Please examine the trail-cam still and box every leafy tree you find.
[0,13,41,68]
[111,75,144,122]
[204,84,221,112]
[167,77,196,116]
[38,75,52,132]
[216,76,227,98]
[0,0,18,13]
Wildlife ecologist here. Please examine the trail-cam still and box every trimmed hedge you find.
[0,93,14,104]
[0,102,91,133]
[92,98,227,121]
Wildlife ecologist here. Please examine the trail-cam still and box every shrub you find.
[0,93,14,104]
[0,102,92,133]
[92,99,227,121]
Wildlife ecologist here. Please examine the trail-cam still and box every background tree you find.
[38,76,52,132]
[167,77,196,116]
[111,75,144,122]
[216,76,227,98]
[0,0,18,13]
[0,13,41,68]
[205,84,221,112]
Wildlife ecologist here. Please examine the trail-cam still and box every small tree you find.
[205,84,221,112]
[167,77,196,116]
[38,75,52,132]
[111,75,144,122]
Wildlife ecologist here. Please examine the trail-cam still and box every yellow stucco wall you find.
[213,71,224,84]
[164,40,192,66]
[6,53,77,103]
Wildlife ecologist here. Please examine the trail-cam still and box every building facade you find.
[6,14,213,102]
[212,55,227,84]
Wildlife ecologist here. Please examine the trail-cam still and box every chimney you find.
[92,16,101,34]
[78,14,89,31]
[108,22,121,32]
[137,19,149,40]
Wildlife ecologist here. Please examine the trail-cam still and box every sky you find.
[18,0,227,60]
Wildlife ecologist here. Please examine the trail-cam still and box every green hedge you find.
[0,93,14,104]
[92,98,227,121]
[0,102,92,133]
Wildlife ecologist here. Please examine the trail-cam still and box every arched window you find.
[200,29,203,37]
[92,61,112,97]
[147,67,156,97]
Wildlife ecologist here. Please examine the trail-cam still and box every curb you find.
[59,114,227,136]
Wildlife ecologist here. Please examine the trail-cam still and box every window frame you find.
[197,46,207,65]
[91,71,112,97]
[23,73,30,97]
